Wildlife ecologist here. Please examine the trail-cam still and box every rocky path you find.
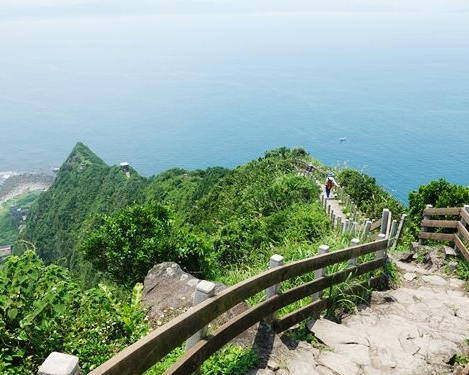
[250,254,469,375]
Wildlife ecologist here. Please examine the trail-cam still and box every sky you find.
[1,0,469,18]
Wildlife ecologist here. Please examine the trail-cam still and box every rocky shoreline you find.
[0,173,54,207]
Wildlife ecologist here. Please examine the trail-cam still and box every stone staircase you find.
[249,253,469,375]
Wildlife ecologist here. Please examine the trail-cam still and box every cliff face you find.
[21,142,147,268]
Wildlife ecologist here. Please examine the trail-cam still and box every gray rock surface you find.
[252,255,469,375]
[144,255,469,375]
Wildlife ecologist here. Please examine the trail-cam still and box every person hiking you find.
[325,173,339,199]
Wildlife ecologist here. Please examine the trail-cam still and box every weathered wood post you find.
[380,208,390,236]
[455,205,469,252]
[349,238,360,267]
[331,211,336,226]
[327,203,331,216]
[462,205,469,226]
[38,352,79,375]
[186,280,216,351]
[351,204,357,221]
[312,245,330,301]
[361,220,372,241]
[388,219,397,246]
[265,254,284,322]
[321,194,325,208]
[418,204,433,245]
[376,233,387,259]
[343,219,350,234]
[391,214,407,250]
[351,221,358,237]
[336,217,342,232]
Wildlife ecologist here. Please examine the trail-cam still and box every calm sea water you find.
[1,12,468,202]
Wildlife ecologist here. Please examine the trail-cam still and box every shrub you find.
[0,251,148,374]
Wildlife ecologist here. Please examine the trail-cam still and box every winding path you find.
[250,254,469,375]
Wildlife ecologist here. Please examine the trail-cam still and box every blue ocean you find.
[1,11,468,203]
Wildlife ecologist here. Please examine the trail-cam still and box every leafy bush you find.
[337,168,405,219]
[80,203,214,287]
[408,179,469,235]
[0,251,148,374]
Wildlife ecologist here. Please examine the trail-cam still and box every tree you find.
[408,179,469,235]
[80,203,174,287]
[80,203,213,287]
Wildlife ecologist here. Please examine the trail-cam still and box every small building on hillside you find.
[120,162,131,178]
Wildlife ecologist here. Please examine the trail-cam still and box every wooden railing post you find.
[312,245,330,301]
[362,219,372,241]
[391,214,407,250]
[462,205,469,226]
[336,217,342,232]
[39,352,79,375]
[454,205,469,252]
[186,281,216,351]
[419,204,433,245]
[388,219,397,246]
[349,238,360,267]
[380,209,390,236]
[265,254,284,322]
[376,233,387,259]
[343,219,350,234]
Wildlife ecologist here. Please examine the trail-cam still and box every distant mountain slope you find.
[20,143,331,283]
[20,143,229,270]
[21,142,147,268]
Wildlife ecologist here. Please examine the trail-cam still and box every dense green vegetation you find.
[336,168,405,220]
[80,203,213,287]
[4,142,467,374]
[0,191,42,245]
[408,178,469,235]
[20,143,148,270]
[0,251,147,374]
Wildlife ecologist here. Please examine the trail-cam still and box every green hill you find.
[20,144,330,282]
[21,143,147,268]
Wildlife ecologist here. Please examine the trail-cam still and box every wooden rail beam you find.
[461,209,469,226]
[420,220,458,229]
[423,207,461,216]
[164,258,386,375]
[418,232,454,241]
[457,222,469,243]
[454,235,469,263]
[89,239,388,375]
[370,218,382,231]
[274,274,386,333]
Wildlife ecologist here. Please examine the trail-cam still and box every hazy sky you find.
[1,0,469,18]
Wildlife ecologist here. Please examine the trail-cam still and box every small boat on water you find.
[340,137,347,142]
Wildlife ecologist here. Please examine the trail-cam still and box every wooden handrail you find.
[418,205,469,263]
[89,239,388,375]
[423,207,461,216]
[164,257,386,375]
[454,235,469,262]
[418,232,454,241]
[461,209,469,225]
[420,220,458,228]
[457,222,469,243]
[370,218,382,231]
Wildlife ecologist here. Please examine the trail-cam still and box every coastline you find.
[0,173,54,208]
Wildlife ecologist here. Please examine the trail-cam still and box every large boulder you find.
[142,262,206,326]
[141,262,293,367]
